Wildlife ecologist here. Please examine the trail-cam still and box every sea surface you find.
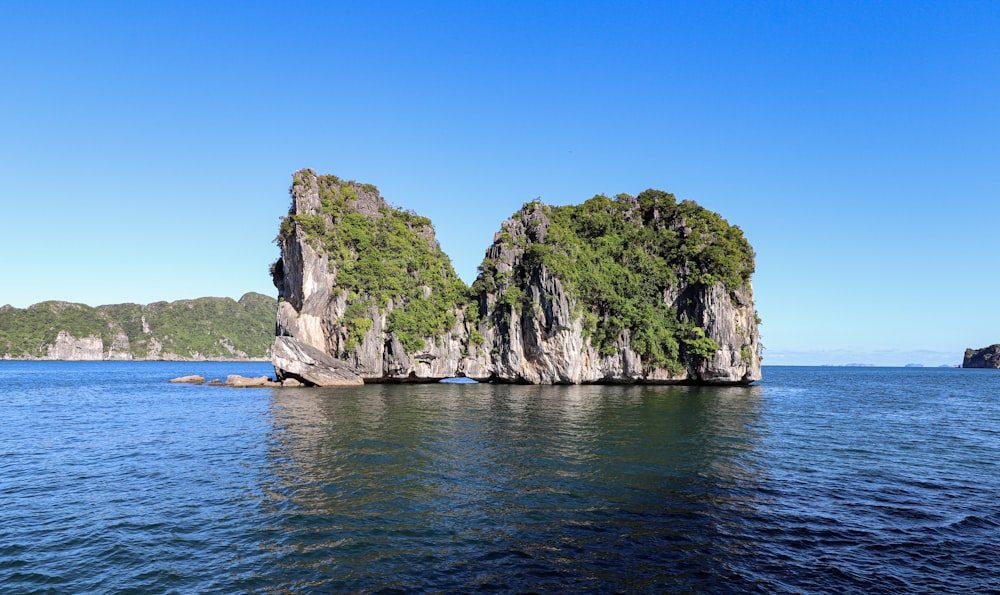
[1,362,998,594]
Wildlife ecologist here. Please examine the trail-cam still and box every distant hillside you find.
[0,293,276,360]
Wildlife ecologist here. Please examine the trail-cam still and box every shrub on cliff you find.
[474,190,754,371]
[280,173,471,353]
[274,168,760,384]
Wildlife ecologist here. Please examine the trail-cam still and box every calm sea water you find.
[1,362,998,594]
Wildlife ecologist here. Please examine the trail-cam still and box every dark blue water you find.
[1,363,998,593]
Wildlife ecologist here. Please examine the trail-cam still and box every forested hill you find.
[0,293,276,360]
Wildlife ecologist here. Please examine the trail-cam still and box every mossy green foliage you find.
[137,293,276,358]
[0,293,276,359]
[478,191,754,372]
[282,173,471,353]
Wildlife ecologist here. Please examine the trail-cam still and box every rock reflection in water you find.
[253,383,766,592]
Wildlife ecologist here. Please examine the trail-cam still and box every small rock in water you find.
[169,375,205,384]
[224,375,280,388]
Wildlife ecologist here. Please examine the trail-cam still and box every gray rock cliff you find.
[271,336,364,386]
[271,169,761,385]
[46,331,105,361]
[962,345,1000,368]
[271,170,473,381]
[470,200,760,384]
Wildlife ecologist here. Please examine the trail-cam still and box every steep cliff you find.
[271,169,477,382]
[962,345,1000,368]
[0,293,276,360]
[470,194,760,384]
[272,169,761,385]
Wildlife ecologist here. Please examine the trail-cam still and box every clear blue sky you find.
[2,1,997,366]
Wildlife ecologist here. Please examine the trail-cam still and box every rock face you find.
[46,330,137,361]
[683,282,761,383]
[470,199,760,384]
[272,169,762,385]
[271,336,364,386]
[962,345,1000,368]
[46,331,105,360]
[271,170,474,382]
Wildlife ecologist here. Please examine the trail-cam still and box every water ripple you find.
[1,363,999,593]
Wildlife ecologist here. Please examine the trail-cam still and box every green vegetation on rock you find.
[0,301,109,357]
[0,293,276,359]
[279,173,472,353]
[475,191,754,372]
[275,168,757,382]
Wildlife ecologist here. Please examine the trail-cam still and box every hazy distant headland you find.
[0,293,276,361]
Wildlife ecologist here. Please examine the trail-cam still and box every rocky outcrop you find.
[471,201,760,384]
[106,332,133,360]
[473,206,635,384]
[271,336,364,386]
[169,374,290,388]
[272,170,475,382]
[169,375,206,384]
[962,345,1000,368]
[682,282,761,383]
[222,374,282,388]
[272,169,761,385]
[46,331,104,361]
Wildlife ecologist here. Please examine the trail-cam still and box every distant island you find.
[962,345,1000,368]
[0,293,276,361]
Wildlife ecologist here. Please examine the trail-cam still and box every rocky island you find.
[271,169,761,386]
[962,345,1000,368]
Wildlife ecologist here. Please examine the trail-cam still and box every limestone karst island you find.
[962,345,1000,368]
[270,169,762,386]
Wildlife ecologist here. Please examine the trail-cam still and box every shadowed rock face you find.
[963,345,1000,368]
[271,169,761,385]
